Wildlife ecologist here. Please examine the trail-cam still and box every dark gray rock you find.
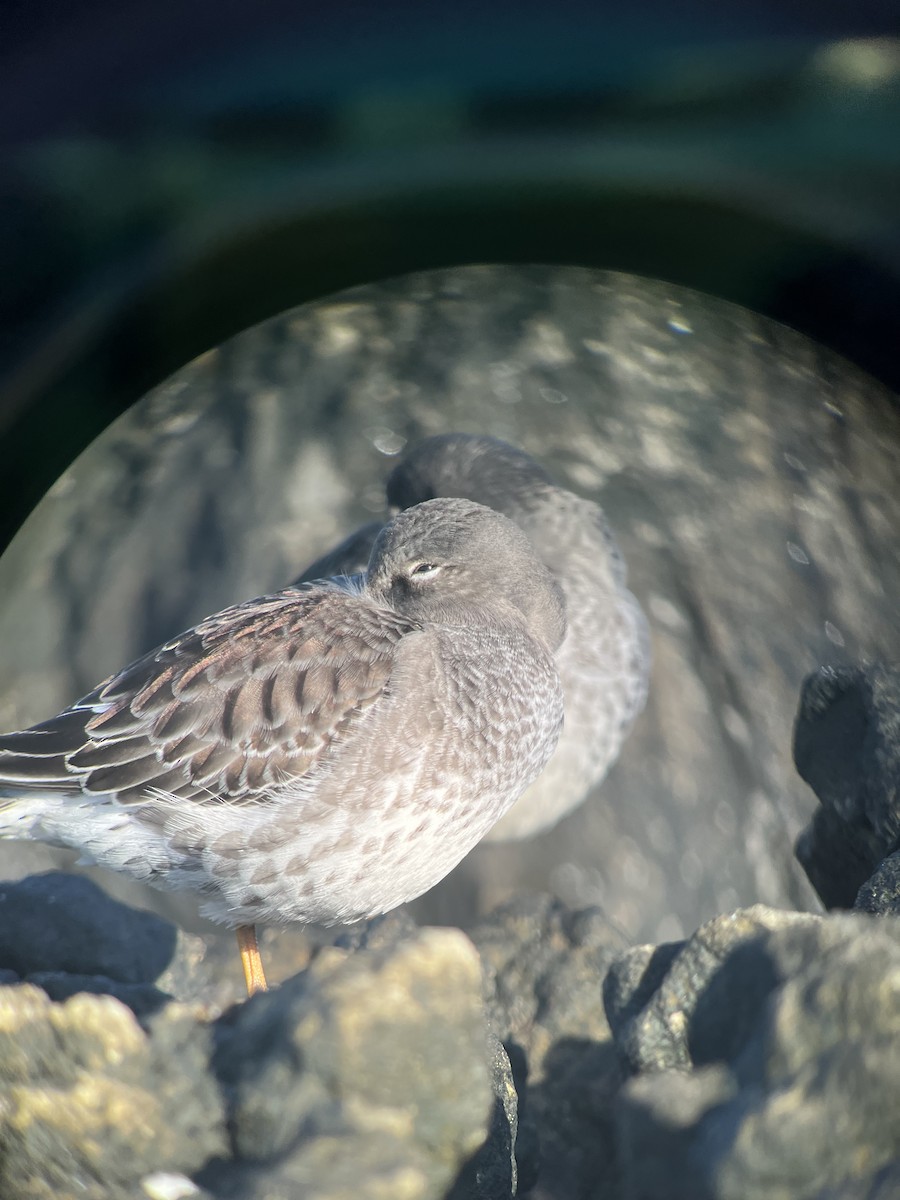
[856,849,900,916]
[23,970,169,1017]
[155,921,316,1015]
[813,1161,900,1200]
[447,1032,519,1200]
[616,1066,736,1200]
[0,869,324,1016]
[469,895,627,1199]
[469,895,626,1069]
[528,1033,626,1200]
[794,663,900,909]
[329,907,420,953]
[612,907,900,1200]
[154,926,254,1013]
[601,940,682,1058]
[604,906,822,1073]
[0,984,227,1200]
[0,871,176,983]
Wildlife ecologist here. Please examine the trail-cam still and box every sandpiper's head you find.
[387,434,553,515]
[366,497,566,651]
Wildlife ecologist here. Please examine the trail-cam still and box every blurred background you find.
[1,0,899,553]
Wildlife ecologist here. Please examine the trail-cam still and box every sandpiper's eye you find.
[409,562,441,578]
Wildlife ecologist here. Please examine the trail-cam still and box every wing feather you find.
[0,584,414,808]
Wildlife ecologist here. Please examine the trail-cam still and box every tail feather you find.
[0,760,74,786]
[0,708,94,755]
[0,739,77,788]
[0,709,97,789]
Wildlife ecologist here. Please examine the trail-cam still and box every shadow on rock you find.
[794,662,900,909]
[607,906,900,1200]
[526,1035,624,1200]
[0,870,177,1017]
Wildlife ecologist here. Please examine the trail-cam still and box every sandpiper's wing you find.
[0,584,413,806]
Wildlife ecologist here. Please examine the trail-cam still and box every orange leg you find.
[236,924,268,995]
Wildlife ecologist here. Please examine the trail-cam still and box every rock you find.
[204,926,507,1200]
[23,970,169,1018]
[447,1032,519,1200]
[600,940,682,1061]
[0,985,227,1200]
[611,907,900,1200]
[141,1174,212,1200]
[330,907,420,953]
[616,1066,737,1198]
[0,870,324,1018]
[793,662,900,909]
[155,923,311,1015]
[0,905,517,1199]
[0,870,241,1018]
[0,870,176,983]
[813,1162,900,1200]
[603,906,822,1073]
[856,850,900,916]
[3,878,900,1199]
[469,895,627,1199]
[470,894,626,1069]
[154,927,249,1013]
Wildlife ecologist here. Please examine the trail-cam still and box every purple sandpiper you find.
[0,497,565,993]
[298,434,649,841]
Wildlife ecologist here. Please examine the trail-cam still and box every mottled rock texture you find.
[204,928,503,1200]
[475,896,626,1199]
[609,907,900,1200]
[856,850,900,916]
[0,984,226,1200]
[0,909,510,1200]
[2,880,900,1198]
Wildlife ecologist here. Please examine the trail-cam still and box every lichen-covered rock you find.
[0,985,227,1200]
[0,905,518,1199]
[793,662,900,909]
[204,927,506,1200]
[611,908,900,1200]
